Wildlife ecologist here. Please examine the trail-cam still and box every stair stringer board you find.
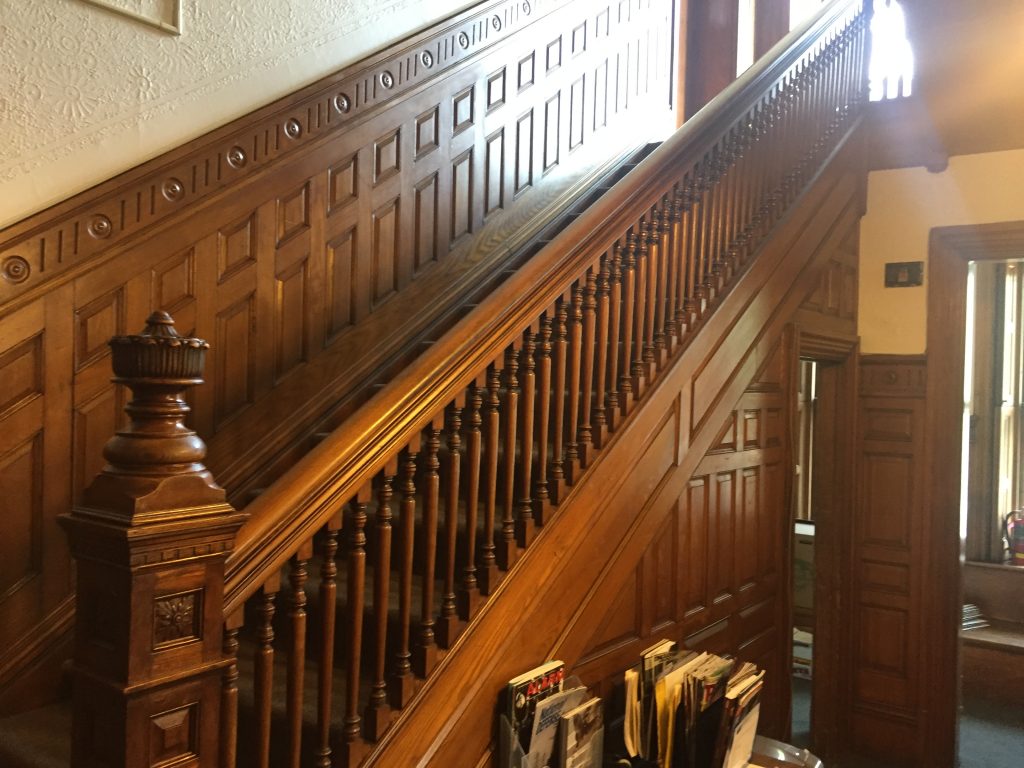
[365,129,866,767]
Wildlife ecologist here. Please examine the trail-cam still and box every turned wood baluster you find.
[565,286,584,482]
[705,150,724,298]
[753,102,772,239]
[690,167,709,315]
[253,580,278,768]
[533,318,553,525]
[366,471,395,739]
[498,347,519,569]
[286,549,310,768]
[677,180,697,331]
[549,303,569,503]
[618,231,637,413]
[722,130,742,276]
[753,100,774,239]
[592,255,611,448]
[657,201,674,352]
[669,189,687,338]
[459,381,482,618]
[391,441,419,708]
[221,621,241,768]
[315,517,341,767]
[577,270,597,466]
[340,491,369,766]
[515,329,536,547]
[739,108,759,251]
[732,121,753,263]
[642,213,660,371]
[605,246,623,430]
[415,424,441,677]
[478,366,502,594]
[438,402,463,648]
[631,220,650,392]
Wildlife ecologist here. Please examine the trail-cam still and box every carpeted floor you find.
[790,676,1024,767]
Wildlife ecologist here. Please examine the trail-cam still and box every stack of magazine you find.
[499,660,604,768]
[622,641,764,768]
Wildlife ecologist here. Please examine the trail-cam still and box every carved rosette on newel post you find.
[61,311,247,768]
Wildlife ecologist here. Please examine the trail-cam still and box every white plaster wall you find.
[0,0,476,229]
[858,149,1024,354]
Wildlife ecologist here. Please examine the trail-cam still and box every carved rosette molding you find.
[0,0,567,309]
[153,591,202,648]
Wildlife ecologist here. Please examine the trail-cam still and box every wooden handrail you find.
[224,0,865,615]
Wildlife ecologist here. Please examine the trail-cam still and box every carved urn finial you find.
[80,311,226,522]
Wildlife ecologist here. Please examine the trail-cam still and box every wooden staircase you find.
[0,1,868,765]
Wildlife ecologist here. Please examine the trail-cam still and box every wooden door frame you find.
[793,327,859,762]
[924,220,1024,766]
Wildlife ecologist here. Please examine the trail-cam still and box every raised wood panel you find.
[274,255,310,381]
[543,93,561,172]
[515,109,535,195]
[647,508,678,630]
[860,452,913,548]
[0,335,42,417]
[0,432,43,599]
[326,226,358,339]
[73,388,119,500]
[680,478,709,622]
[217,214,256,284]
[371,198,401,307]
[485,129,505,216]
[450,149,475,244]
[276,182,311,246]
[214,294,256,427]
[74,287,124,373]
[413,174,440,273]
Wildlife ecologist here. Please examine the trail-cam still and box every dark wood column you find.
[684,0,740,118]
[62,311,247,768]
[755,0,791,59]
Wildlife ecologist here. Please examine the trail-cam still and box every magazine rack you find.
[499,676,601,768]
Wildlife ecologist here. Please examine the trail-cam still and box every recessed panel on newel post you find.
[61,311,247,768]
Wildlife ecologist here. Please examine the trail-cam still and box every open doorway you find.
[789,332,858,762]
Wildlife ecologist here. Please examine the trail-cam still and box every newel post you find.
[62,312,247,768]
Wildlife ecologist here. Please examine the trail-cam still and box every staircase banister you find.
[223,0,864,615]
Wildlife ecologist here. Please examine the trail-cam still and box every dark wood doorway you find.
[793,328,858,762]
[925,220,1024,767]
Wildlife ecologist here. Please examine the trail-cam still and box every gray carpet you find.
[790,676,1024,767]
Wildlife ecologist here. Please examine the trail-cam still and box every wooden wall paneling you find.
[0,0,681,705]
[571,349,791,738]
[0,286,74,651]
[363,118,868,765]
[850,356,927,762]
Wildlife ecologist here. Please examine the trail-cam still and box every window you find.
[869,0,914,100]
[963,261,1024,563]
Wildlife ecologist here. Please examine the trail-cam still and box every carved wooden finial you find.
[80,311,225,523]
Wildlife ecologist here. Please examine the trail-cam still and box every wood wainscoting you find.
[360,107,868,766]
[0,0,678,707]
